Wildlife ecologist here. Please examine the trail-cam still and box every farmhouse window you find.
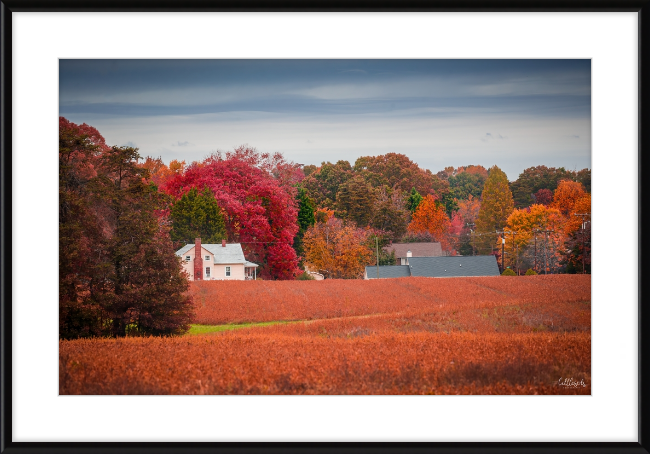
[205,256,210,261]
[185,256,191,261]
[205,267,211,278]
[225,266,231,277]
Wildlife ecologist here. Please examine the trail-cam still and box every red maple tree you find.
[163,147,301,280]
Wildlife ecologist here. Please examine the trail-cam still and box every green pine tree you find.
[170,187,227,245]
[406,187,423,213]
[293,187,316,263]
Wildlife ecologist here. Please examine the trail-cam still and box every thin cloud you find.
[481,133,507,142]
[172,141,193,147]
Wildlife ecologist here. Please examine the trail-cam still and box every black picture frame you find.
[1,1,646,453]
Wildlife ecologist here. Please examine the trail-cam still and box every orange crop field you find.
[59,275,591,395]
[189,275,590,325]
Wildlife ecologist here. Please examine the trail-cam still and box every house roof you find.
[365,256,500,279]
[365,265,411,279]
[384,242,444,258]
[244,261,259,268]
[408,256,500,277]
[176,243,249,264]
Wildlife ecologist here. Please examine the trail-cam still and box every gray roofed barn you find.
[364,265,411,279]
[364,255,500,279]
[408,256,500,277]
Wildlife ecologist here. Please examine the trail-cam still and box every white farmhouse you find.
[176,238,258,281]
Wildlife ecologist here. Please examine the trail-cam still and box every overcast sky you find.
[59,59,591,181]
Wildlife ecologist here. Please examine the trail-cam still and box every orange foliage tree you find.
[407,194,456,253]
[562,193,591,235]
[140,157,186,188]
[407,194,450,239]
[552,180,586,217]
[503,204,566,273]
[302,217,374,279]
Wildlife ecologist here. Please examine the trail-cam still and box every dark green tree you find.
[448,171,487,201]
[300,160,353,209]
[575,168,591,193]
[293,187,316,264]
[406,187,423,213]
[509,165,573,208]
[440,192,459,218]
[97,146,194,337]
[170,187,227,245]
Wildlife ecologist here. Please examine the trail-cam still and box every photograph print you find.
[59,59,591,395]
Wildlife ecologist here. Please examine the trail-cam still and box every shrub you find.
[501,268,517,276]
[525,269,538,276]
[297,271,315,281]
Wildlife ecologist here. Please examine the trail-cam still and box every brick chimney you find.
[222,239,226,247]
[194,238,203,280]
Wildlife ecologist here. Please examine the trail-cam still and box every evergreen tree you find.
[296,187,316,233]
[97,146,194,337]
[170,187,227,245]
[406,187,423,213]
[293,187,316,264]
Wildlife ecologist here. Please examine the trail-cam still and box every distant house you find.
[364,255,500,279]
[176,238,258,281]
[383,242,445,265]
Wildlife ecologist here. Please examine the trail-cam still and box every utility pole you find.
[533,229,538,273]
[574,213,590,274]
[375,236,380,279]
[502,234,505,273]
[496,230,506,272]
[467,223,475,256]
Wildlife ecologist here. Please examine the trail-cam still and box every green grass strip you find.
[188,320,296,335]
